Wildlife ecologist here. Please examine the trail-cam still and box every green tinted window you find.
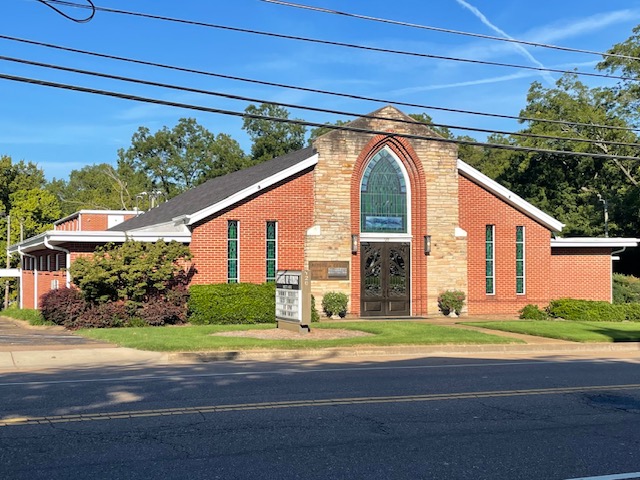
[516,226,525,294]
[486,225,495,294]
[228,220,238,283]
[266,221,277,282]
[361,149,407,233]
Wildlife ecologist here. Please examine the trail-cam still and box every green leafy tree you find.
[242,103,306,163]
[0,156,46,213]
[118,118,247,198]
[408,112,454,139]
[70,240,192,304]
[48,163,150,216]
[9,188,61,240]
[504,74,640,237]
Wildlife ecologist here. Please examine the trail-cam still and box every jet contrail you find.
[455,0,556,85]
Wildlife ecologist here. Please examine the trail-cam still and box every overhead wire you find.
[2,53,638,149]
[261,0,640,63]
[2,34,638,135]
[0,71,638,161]
[39,0,639,83]
[35,0,95,23]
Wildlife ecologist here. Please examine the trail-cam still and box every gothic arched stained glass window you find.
[360,149,408,233]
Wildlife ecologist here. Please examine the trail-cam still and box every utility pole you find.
[597,194,609,238]
[4,214,10,310]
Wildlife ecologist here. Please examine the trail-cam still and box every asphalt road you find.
[2,355,640,480]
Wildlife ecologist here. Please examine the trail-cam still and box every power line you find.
[41,0,639,83]
[0,71,638,161]
[262,0,640,63]
[2,34,638,135]
[3,53,638,149]
[36,0,95,23]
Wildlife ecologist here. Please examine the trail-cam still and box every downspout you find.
[610,246,627,303]
[17,245,37,309]
[44,238,71,288]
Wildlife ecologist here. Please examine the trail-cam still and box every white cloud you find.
[454,0,556,85]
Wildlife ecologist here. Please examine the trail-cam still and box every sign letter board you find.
[275,270,311,333]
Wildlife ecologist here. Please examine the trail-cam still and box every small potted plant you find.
[321,291,349,318]
[437,290,465,317]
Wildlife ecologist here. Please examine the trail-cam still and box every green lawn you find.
[78,321,522,352]
[463,320,640,343]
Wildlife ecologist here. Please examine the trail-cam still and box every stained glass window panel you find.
[485,225,495,295]
[361,149,407,233]
[516,226,525,294]
[266,221,277,282]
[228,220,239,283]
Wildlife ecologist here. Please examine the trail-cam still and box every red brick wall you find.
[459,175,553,315]
[56,213,137,231]
[550,248,612,301]
[189,169,315,285]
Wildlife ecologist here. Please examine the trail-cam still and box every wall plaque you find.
[309,261,350,281]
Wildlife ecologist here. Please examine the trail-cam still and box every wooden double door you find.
[360,242,410,317]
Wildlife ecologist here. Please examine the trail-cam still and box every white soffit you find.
[457,159,565,232]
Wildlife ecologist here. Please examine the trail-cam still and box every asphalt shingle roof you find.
[110,146,316,231]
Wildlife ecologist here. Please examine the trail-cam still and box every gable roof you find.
[111,147,318,232]
[457,159,565,232]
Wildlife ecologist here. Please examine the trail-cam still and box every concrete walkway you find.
[0,316,639,371]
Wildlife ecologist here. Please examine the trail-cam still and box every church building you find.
[10,106,639,316]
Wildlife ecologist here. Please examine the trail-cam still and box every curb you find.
[168,342,640,363]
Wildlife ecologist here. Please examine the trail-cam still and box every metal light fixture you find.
[351,234,359,254]
[424,235,431,256]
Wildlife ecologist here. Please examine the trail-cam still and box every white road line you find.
[0,358,626,387]
[565,472,640,480]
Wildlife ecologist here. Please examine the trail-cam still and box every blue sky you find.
[1,0,640,180]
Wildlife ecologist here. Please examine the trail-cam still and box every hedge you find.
[613,274,640,304]
[548,298,640,322]
[188,283,277,325]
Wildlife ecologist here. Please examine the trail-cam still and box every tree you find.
[0,156,46,213]
[505,74,640,237]
[48,163,150,216]
[9,188,62,240]
[242,103,306,163]
[118,118,247,198]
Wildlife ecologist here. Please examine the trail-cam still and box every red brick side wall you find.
[56,213,137,231]
[459,175,553,315]
[189,170,315,285]
[550,248,612,302]
[20,244,101,309]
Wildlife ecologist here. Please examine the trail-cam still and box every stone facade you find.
[308,106,467,316]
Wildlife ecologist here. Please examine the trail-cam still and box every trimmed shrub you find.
[321,292,348,318]
[311,295,319,323]
[548,298,640,322]
[438,290,466,316]
[613,274,640,304]
[40,287,88,328]
[188,283,276,325]
[138,297,187,326]
[519,304,548,320]
[77,302,129,329]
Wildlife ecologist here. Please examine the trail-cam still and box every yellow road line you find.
[2,383,639,427]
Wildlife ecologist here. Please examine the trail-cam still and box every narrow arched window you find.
[360,149,407,233]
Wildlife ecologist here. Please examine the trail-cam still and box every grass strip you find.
[463,320,640,343]
[78,321,521,352]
